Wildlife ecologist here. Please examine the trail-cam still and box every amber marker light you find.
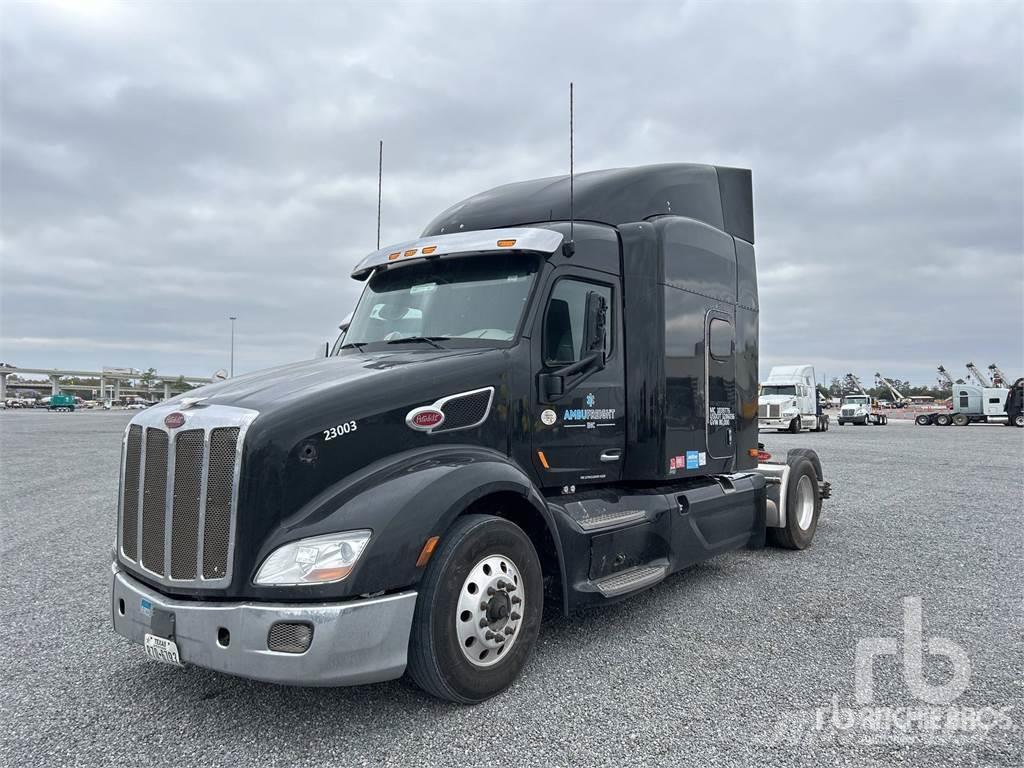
[496,239,517,248]
[416,536,440,567]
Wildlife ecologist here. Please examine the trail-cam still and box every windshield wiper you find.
[340,341,367,353]
[384,336,450,350]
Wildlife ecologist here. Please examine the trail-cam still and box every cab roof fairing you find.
[350,227,564,281]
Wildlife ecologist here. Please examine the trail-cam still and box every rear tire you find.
[915,414,932,426]
[769,457,821,550]
[935,413,952,426]
[952,413,970,427]
[406,514,543,704]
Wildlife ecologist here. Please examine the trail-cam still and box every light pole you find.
[229,316,237,377]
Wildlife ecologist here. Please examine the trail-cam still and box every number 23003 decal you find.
[323,421,358,441]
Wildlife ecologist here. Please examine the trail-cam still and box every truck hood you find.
[167,348,496,415]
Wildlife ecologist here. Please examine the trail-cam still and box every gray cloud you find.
[1,0,1021,385]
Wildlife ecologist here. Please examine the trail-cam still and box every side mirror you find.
[582,291,607,362]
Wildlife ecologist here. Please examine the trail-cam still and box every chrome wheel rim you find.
[455,553,524,667]
[795,474,815,530]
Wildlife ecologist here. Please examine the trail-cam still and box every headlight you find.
[254,530,371,586]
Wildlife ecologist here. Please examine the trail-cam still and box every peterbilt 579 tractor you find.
[110,164,831,703]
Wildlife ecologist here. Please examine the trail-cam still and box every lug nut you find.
[504,626,515,636]
[511,596,522,605]
[495,634,505,643]
[485,630,496,640]
[510,612,521,621]
[505,583,517,592]
[479,618,489,628]
[497,579,507,589]
[487,586,496,596]
[480,602,489,611]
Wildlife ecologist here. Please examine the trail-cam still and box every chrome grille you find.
[121,425,142,562]
[140,429,169,573]
[170,430,203,580]
[203,428,239,580]
[118,405,256,588]
[758,403,781,419]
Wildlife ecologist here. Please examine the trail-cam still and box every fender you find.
[248,444,566,603]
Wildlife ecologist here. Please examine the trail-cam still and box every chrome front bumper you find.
[111,566,417,686]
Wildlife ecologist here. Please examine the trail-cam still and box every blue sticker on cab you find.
[686,450,699,470]
[140,598,153,617]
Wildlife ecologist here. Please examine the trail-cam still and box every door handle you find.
[600,450,622,463]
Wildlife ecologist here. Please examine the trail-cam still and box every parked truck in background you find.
[110,163,830,703]
[758,365,828,432]
[47,394,76,412]
[915,383,1022,427]
[837,394,888,425]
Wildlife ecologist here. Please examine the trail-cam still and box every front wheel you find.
[952,413,970,427]
[407,514,543,703]
[789,416,801,434]
[1014,414,1024,428]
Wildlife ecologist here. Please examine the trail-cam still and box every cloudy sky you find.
[1,0,1021,386]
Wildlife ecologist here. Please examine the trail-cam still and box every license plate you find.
[144,633,183,667]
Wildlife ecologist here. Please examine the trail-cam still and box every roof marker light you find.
[404,249,418,258]
[388,252,401,261]
[497,239,517,248]
[421,245,437,255]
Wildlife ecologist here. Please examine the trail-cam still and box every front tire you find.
[789,416,801,434]
[952,413,970,427]
[1014,414,1024,427]
[407,514,543,704]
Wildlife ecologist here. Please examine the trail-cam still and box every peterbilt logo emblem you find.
[406,407,445,431]
[164,412,186,429]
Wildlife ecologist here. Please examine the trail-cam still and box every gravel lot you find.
[1,410,1021,767]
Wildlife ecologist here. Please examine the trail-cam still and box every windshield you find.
[342,254,539,349]
[761,385,796,396]
[844,395,869,404]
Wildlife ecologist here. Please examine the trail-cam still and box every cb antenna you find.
[564,82,575,257]
[376,139,383,249]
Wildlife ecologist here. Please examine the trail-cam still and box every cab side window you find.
[708,318,733,360]
[544,279,612,364]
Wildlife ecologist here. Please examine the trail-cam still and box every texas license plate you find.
[144,633,183,667]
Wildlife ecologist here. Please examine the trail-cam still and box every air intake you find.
[268,622,313,654]
[436,387,494,432]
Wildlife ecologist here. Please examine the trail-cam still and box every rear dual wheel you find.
[915,414,932,426]
[407,514,542,704]
[935,413,953,426]
[769,457,821,550]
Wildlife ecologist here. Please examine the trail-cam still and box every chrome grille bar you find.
[116,404,257,589]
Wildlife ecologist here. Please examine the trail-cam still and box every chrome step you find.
[594,563,668,598]
[576,509,647,532]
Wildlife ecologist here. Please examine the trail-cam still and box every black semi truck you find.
[111,164,830,703]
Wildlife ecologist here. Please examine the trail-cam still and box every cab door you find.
[705,310,736,465]
[531,272,625,490]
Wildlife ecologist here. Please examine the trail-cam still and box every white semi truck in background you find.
[759,365,829,432]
